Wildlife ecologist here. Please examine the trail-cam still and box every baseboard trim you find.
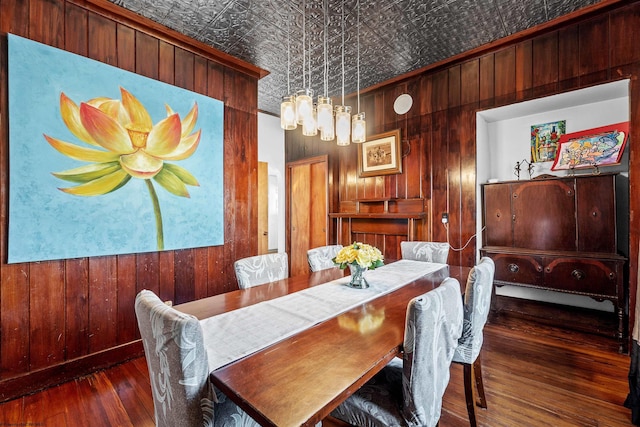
[0,340,144,403]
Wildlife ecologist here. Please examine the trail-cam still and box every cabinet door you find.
[576,175,616,253]
[483,183,513,247]
[512,179,576,251]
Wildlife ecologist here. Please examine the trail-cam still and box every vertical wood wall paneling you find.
[459,104,478,267]
[493,47,515,105]
[557,24,580,91]
[223,69,258,289]
[532,31,559,97]
[83,11,120,355]
[156,39,178,302]
[459,60,480,266]
[63,0,91,361]
[610,4,640,68]
[88,257,118,353]
[206,60,226,295]
[133,30,161,305]
[113,22,139,347]
[430,70,449,245]
[192,55,210,300]
[515,40,533,101]
[28,0,66,371]
[578,14,610,86]
[0,0,262,398]
[479,53,495,109]
[446,106,463,266]
[172,47,196,305]
[418,74,433,239]
[0,0,30,381]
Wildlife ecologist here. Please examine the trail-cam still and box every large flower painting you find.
[7,34,225,263]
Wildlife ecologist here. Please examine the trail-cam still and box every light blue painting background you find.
[7,34,225,263]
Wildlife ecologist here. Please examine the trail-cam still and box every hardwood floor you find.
[0,311,633,426]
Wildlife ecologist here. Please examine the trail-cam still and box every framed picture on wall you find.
[357,129,402,178]
[531,120,566,163]
[551,122,629,171]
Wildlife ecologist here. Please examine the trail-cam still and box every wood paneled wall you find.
[0,0,264,401]
[286,1,640,347]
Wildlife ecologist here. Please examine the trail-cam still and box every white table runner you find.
[200,260,447,371]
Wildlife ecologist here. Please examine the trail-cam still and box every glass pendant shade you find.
[316,96,333,131]
[317,97,334,141]
[320,117,335,141]
[302,105,318,136]
[335,105,352,146]
[295,88,314,125]
[280,95,297,130]
[352,112,366,143]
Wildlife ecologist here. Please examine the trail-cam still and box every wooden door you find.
[287,156,328,276]
[258,162,269,254]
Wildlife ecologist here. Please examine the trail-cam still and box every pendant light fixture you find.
[295,0,314,126]
[351,0,366,143]
[317,0,334,141]
[335,0,351,146]
[280,3,297,130]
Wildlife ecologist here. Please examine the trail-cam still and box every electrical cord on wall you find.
[441,219,486,252]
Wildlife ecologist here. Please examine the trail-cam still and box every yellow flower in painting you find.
[44,87,201,197]
[333,242,384,270]
[44,87,202,250]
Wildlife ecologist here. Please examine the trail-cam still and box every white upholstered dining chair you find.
[401,241,450,264]
[134,290,260,427]
[452,256,495,427]
[330,277,464,427]
[233,253,288,289]
[307,244,343,272]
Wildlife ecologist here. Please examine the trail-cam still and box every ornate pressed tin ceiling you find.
[108,0,601,115]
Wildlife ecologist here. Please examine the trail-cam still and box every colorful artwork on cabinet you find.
[7,34,225,263]
[551,122,629,171]
[530,120,566,163]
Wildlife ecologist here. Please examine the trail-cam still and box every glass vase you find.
[348,264,369,289]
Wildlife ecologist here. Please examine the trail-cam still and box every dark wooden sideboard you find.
[480,174,627,351]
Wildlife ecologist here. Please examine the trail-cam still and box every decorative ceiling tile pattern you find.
[109,0,601,115]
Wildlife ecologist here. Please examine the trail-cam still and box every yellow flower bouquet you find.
[332,242,384,270]
[332,242,384,288]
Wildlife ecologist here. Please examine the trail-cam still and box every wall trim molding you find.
[0,341,144,403]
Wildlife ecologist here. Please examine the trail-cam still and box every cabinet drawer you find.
[543,258,620,297]
[488,253,544,286]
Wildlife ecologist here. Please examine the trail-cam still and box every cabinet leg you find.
[617,306,627,354]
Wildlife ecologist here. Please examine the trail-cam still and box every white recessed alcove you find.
[476,79,630,312]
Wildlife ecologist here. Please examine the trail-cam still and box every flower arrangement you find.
[332,242,384,270]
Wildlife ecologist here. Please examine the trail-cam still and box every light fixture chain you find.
[357,0,360,113]
[341,0,345,105]
[302,0,306,89]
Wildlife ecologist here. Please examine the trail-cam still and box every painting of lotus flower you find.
[7,34,225,263]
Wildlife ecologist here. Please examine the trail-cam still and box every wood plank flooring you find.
[0,312,633,426]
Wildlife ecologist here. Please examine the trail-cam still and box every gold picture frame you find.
[357,129,402,178]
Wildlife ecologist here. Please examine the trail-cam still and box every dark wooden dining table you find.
[175,263,470,427]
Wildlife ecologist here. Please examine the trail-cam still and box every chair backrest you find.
[307,244,343,272]
[401,277,463,426]
[233,253,289,289]
[400,241,449,264]
[453,256,496,364]
[134,290,214,427]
